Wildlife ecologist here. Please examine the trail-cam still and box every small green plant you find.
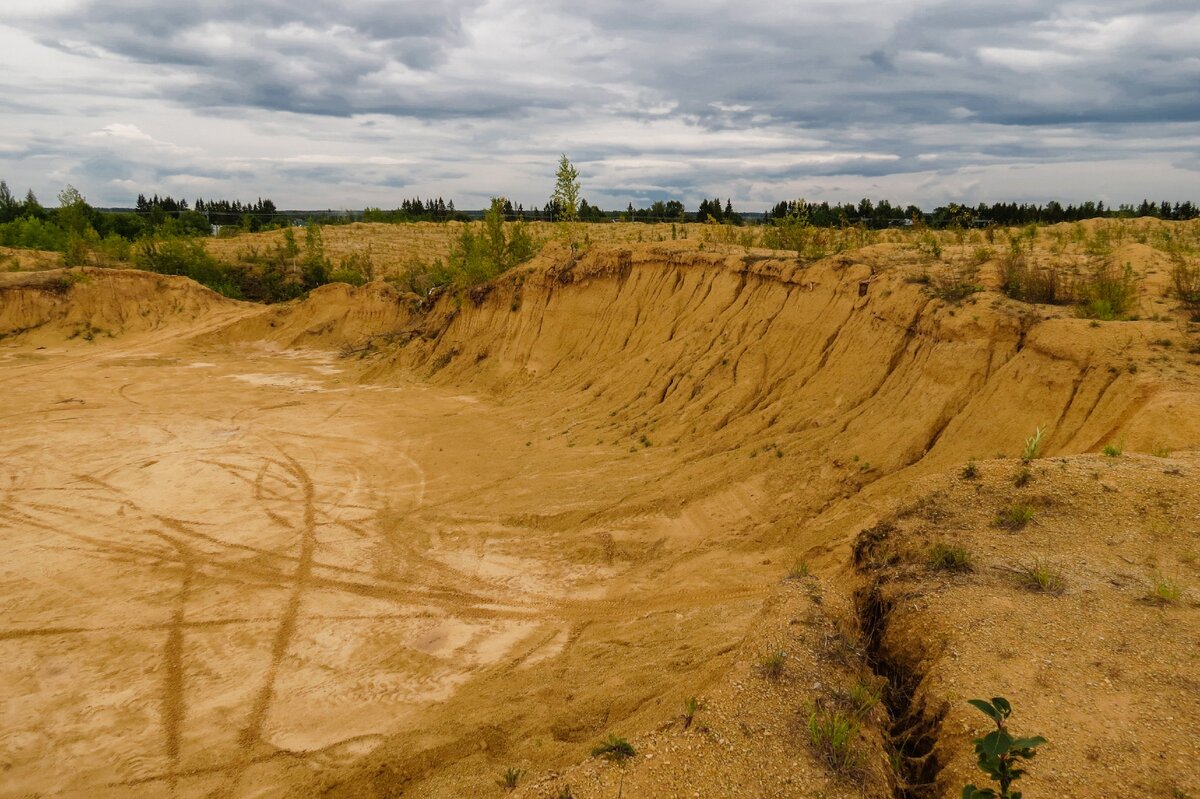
[759,650,787,680]
[996,503,1035,530]
[1151,442,1171,458]
[591,734,636,762]
[929,542,973,572]
[961,461,980,480]
[1018,561,1064,594]
[554,786,575,799]
[681,696,700,730]
[1012,467,1032,487]
[848,680,882,718]
[1145,575,1183,605]
[962,697,1046,799]
[497,766,523,791]
[788,559,811,579]
[1102,442,1122,457]
[808,704,863,776]
[1021,427,1044,462]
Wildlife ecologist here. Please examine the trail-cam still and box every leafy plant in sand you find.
[962,697,1046,799]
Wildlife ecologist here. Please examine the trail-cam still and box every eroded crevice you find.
[856,579,946,799]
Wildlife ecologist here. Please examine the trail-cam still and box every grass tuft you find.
[759,650,787,680]
[996,503,1035,530]
[961,461,980,480]
[928,542,973,572]
[497,767,524,791]
[1145,575,1183,606]
[808,704,863,777]
[1022,426,1045,461]
[1018,560,1065,594]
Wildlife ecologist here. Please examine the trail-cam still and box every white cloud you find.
[0,1,1196,209]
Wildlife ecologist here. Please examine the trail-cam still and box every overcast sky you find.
[2,1,1198,210]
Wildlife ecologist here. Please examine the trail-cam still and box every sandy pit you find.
[2,230,1199,798]
[0,330,777,799]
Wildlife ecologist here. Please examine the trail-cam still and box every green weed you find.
[591,734,636,762]
[497,767,523,791]
[963,697,1046,799]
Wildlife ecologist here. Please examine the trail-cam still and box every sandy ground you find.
[0,331,781,798]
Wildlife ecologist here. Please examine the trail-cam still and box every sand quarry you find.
[1,225,1199,798]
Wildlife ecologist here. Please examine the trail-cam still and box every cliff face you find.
[367,241,1197,475]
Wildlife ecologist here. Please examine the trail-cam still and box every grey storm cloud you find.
[1,0,1198,208]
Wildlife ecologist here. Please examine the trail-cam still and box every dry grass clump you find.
[1018,560,1065,594]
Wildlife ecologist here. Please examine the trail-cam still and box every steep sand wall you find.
[365,242,1199,472]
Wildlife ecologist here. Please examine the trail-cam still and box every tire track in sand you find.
[211,452,316,799]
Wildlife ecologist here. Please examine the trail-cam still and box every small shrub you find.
[929,542,973,572]
[963,697,1046,799]
[1000,250,1064,304]
[996,503,1035,530]
[1170,256,1200,306]
[554,786,575,799]
[497,767,523,791]
[961,461,980,480]
[1145,575,1183,605]
[591,734,636,762]
[1019,561,1064,594]
[1074,260,1139,320]
[1151,442,1171,458]
[930,261,982,301]
[1102,442,1122,457]
[759,650,787,680]
[808,704,863,776]
[1012,467,1032,488]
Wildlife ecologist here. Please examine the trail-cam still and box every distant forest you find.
[3,177,1200,259]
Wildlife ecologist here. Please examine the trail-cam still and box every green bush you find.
[1074,261,1139,320]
